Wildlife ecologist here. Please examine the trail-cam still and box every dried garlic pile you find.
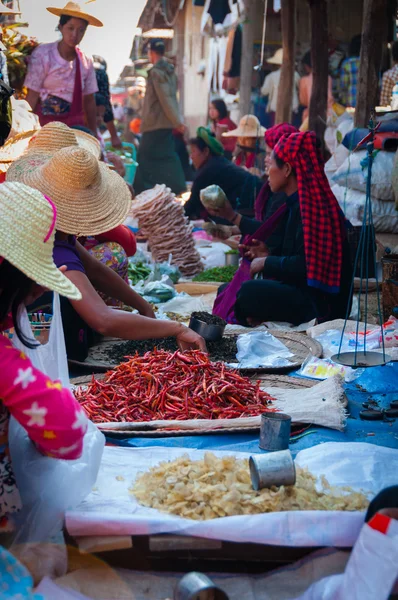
[132,452,368,520]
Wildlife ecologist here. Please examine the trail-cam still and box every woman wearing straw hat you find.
[24,1,102,135]
[7,146,205,361]
[0,181,88,536]
[223,114,266,174]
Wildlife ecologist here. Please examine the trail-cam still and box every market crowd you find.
[0,1,397,593]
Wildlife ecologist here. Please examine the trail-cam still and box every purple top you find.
[53,236,85,274]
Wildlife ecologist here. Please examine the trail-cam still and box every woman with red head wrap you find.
[230,131,352,326]
[205,123,297,238]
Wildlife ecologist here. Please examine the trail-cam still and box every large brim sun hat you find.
[0,122,101,170]
[0,182,81,300]
[46,1,103,27]
[0,130,38,174]
[27,122,101,158]
[6,146,131,237]
[267,48,283,66]
[223,115,266,138]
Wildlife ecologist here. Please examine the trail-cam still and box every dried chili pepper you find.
[75,350,275,424]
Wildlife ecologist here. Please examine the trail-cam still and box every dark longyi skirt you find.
[134,128,186,195]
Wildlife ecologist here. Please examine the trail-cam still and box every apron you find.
[36,48,85,128]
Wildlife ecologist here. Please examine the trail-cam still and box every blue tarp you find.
[107,362,398,455]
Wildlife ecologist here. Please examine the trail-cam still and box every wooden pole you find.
[275,0,296,124]
[239,0,258,117]
[355,0,387,127]
[308,0,328,142]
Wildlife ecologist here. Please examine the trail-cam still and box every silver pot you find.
[225,253,240,267]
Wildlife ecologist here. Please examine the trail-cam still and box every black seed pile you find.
[190,312,227,327]
[107,336,238,365]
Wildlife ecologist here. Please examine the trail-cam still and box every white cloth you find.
[261,69,300,113]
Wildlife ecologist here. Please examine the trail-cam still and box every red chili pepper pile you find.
[75,350,275,423]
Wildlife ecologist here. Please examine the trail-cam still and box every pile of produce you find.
[76,350,274,423]
[127,262,151,285]
[133,452,369,520]
[107,336,239,364]
[193,265,238,283]
[131,185,203,277]
[3,26,38,94]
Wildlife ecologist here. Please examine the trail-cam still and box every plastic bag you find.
[232,331,294,368]
[158,294,211,318]
[157,261,181,284]
[9,419,104,546]
[12,293,70,388]
[293,517,398,600]
[332,150,395,201]
[199,184,227,211]
[143,278,175,303]
[299,356,363,383]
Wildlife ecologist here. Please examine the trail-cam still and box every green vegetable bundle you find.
[193,265,238,283]
[128,262,152,285]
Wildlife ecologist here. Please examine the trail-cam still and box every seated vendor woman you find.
[7,146,205,361]
[205,123,297,240]
[184,127,263,221]
[0,183,88,537]
[234,131,352,326]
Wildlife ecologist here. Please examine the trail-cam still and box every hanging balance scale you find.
[332,112,391,368]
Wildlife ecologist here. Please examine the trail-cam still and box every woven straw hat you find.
[223,115,266,138]
[267,48,284,66]
[7,146,131,236]
[0,182,81,300]
[0,122,101,170]
[47,1,103,27]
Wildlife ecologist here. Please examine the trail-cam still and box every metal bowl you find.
[174,572,229,600]
[189,315,225,342]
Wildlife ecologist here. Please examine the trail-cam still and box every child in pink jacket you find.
[0,182,87,534]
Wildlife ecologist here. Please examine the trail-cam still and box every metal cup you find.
[225,253,240,267]
[174,572,229,600]
[259,412,291,451]
[249,450,296,491]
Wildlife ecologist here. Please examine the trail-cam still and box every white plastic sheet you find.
[232,331,294,368]
[66,443,398,547]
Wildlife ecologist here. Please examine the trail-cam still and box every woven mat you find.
[72,374,343,438]
[69,330,322,374]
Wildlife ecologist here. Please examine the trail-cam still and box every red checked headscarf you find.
[254,123,297,220]
[273,131,344,294]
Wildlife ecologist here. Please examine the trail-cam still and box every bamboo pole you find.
[275,0,296,124]
[239,0,258,117]
[355,0,387,127]
[308,0,328,142]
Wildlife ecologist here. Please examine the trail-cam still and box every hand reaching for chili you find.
[175,324,207,352]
